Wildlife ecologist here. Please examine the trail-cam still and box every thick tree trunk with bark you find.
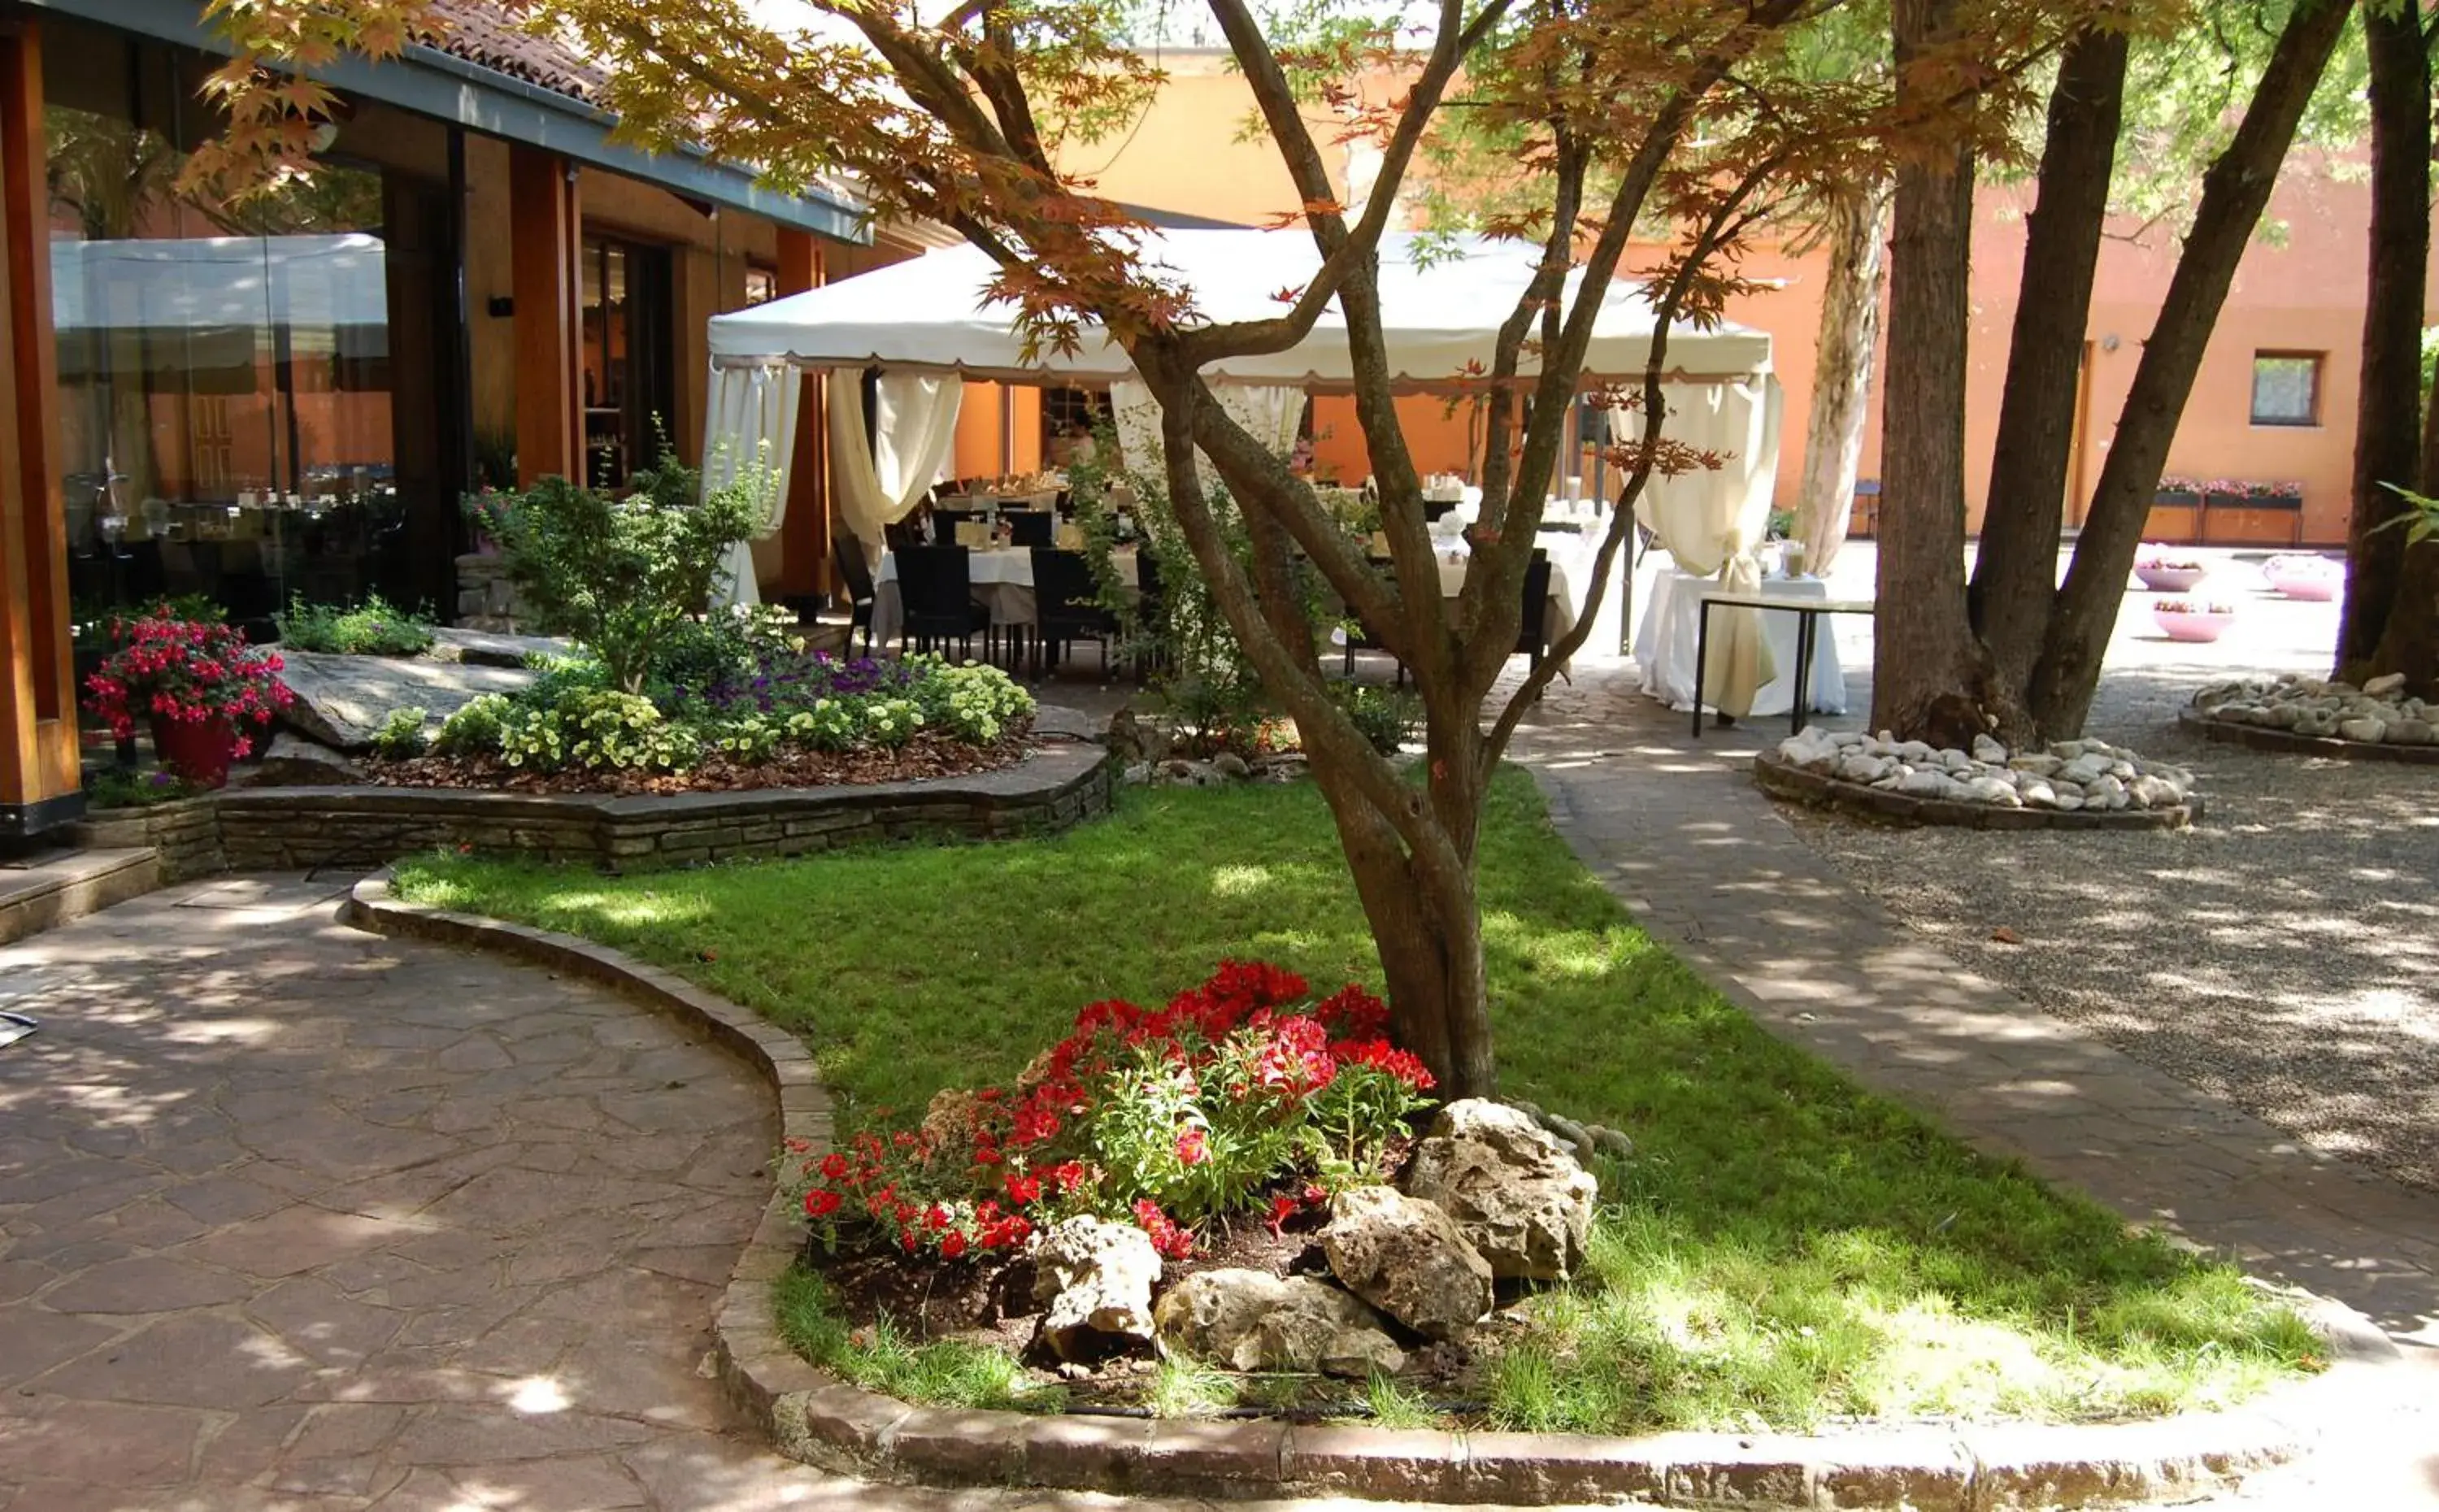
[2337,1,2433,679]
[1871,0,1985,747]
[2367,384,2439,693]
[1793,179,1889,578]
[2027,0,2354,736]
[1967,28,2127,741]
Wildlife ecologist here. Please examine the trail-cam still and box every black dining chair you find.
[1130,550,1167,681]
[1516,549,1554,674]
[895,545,993,661]
[930,508,980,543]
[833,532,880,656]
[1030,547,1115,679]
[1004,510,1054,548]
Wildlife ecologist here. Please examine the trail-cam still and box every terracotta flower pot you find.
[2154,607,2236,644]
[2135,564,2206,593]
[150,715,239,789]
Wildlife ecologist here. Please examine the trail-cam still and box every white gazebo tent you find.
[701,228,1782,666]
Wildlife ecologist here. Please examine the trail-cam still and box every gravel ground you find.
[1779,545,2439,1193]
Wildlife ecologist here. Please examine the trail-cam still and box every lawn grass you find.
[394,771,2320,1433]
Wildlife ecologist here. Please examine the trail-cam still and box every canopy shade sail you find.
[706,228,1773,387]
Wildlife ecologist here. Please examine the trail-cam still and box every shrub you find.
[85,767,201,810]
[498,688,690,774]
[470,458,765,693]
[276,593,435,656]
[1329,681,1420,756]
[647,604,803,698]
[371,706,430,759]
[433,693,512,757]
[915,662,1035,745]
[783,962,1433,1262]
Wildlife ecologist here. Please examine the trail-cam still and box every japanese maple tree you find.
[200,0,1938,1097]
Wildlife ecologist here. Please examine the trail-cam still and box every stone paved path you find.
[1508,664,2439,1509]
[0,875,1632,1512]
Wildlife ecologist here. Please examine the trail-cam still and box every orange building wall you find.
[1070,59,2438,549]
[951,382,1046,481]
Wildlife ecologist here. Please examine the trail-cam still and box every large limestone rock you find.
[276,649,536,752]
[1152,1269,1405,1378]
[1402,1099,1599,1282]
[1320,1186,1493,1340]
[1030,1216,1162,1362]
[234,732,365,788]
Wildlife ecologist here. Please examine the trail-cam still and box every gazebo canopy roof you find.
[708,228,1772,388]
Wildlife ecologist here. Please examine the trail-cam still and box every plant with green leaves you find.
[474,458,765,694]
[276,593,435,657]
[370,706,430,759]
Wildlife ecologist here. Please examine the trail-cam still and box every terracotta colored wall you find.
[1052,50,1347,225]
[1064,59,2439,548]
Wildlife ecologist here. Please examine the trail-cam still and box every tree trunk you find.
[2367,364,2439,694]
[1793,178,1889,578]
[1872,0,1985,747]
[2028,0,2354,736]
[1967,27,2127,740]
[2337,1,2433,677]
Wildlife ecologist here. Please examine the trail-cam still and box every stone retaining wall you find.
[72,745,1111,878]
[216,745,1111,872]
[68,796,226,882]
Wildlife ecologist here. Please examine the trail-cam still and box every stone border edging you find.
[2180,706,2439,766]
[1752,751,2202,832]
[341,872,2359,1510]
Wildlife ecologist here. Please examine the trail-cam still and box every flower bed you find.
[359,645,1038,795]
[779,962,1476,1413]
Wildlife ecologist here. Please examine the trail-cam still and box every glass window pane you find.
[2250,355,2318,425]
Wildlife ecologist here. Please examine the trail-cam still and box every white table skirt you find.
[872,549,1141,646]
[1633,571,1848,717]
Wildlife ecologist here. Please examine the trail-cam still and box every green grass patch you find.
[398,772,2322,1433]
[772,1267,1064,1414]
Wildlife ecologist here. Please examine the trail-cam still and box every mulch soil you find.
[365,723,1036,795]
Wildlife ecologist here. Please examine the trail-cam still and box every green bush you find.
[471,458,765,693]
[433,694,512,757]
[1328,681,1420,756]
[371,706,430,759]
[498,688,691,774]
[276,593,435,656]
[915,662,1036,745]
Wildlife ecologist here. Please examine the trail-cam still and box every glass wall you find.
[579,232,672,490]
[44,20,446,637]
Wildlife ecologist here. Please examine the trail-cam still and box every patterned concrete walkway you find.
[1511,666,2439,1508]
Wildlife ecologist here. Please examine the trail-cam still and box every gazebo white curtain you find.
[1633,375,1784,715]
[1110,380,1302,487]
[700,362,803,606]
[828,371,963,571]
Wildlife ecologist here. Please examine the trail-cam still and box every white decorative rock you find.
[2337,717,2386,743]
[2365,672,2406,697]
[1032,1216,1163,1361]
[1963,776,2021,806]
[1402,1099,1598,1281]
[1971,734,2008,763]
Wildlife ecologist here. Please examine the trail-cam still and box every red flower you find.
[1264,1193,1299,1235]
[1003,1172,1041,1206]
[803,1188,841,1218]
[1176,1127,1210,1167]
[820,1153,850,1180]
[939,1231,967,1259]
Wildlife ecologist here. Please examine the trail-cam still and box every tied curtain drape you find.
[701,362,804,606]
[828,371,963,574]
[1634,376,1785,715]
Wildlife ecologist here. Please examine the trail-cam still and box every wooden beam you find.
[775,228,829,597]
[510,147,584,486]
[0,19,83,832]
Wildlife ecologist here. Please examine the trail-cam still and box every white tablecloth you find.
[873,549,1141,646]
[1633,571,1848,716]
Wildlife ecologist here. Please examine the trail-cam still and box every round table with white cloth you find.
[1633,570,1849,717]
[872,548,1142,648]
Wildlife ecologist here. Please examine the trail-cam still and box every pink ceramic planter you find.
[2262,558,2340,602]
[2135,565,2207,593]
[2154,607,2237,643]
